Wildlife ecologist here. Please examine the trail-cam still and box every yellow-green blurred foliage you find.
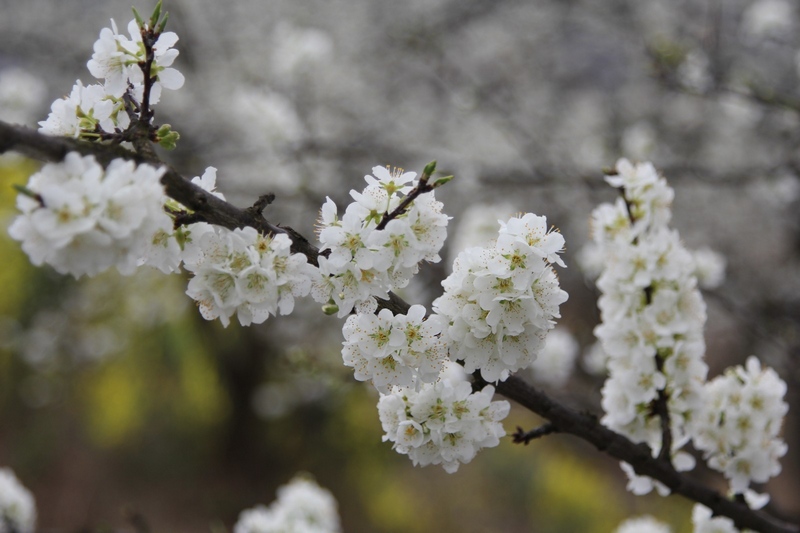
[0,157,39,316]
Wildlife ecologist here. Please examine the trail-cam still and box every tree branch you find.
[1,119,797,533]
[482,374,799,533]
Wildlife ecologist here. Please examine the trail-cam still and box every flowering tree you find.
[0,2,798,532]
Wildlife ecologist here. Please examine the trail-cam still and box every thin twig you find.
[512,423,557,444]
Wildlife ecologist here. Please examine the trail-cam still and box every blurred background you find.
[1,0,799,531]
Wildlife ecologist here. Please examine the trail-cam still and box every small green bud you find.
[431,175,453,188]
[156,124,180,150]
[422,160,437,178]
[322,300,339,315]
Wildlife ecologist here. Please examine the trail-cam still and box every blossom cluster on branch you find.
[587,158,788,514]
[0,1,796,531]
[39,5,182,142]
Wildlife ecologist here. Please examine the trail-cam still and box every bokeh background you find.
[1,0,799,531]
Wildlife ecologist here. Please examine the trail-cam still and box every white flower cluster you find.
[377,368,509,473]
[234,475,341,533]
[39,16,183,138]
[312,166,449,317]
[432,213,568,382]
[591,159,708,461]
[183,227,316,327]
[341,304,446,393]
[590,160,789,505]
[8,152,171,278]
[0,468,36,533]
[693,357,788,495]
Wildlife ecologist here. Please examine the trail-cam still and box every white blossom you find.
[692,247,726,290]
[432,213,567,382]
[592,159,708,466]
[0,68,47,126]
[8,153,170,278]
[691,505,743,533]
[341,305,445,392]
[87,19,184,104]
[234,475,340,533]
[39,80,117,138]
[183,227,316,327]
[615,515,671,533]
[0,468,36,533]
[692,356,788,495]
[313,166,449,315]
[528,326,578,387]
[377,378,509,473]
[141,167,225,274]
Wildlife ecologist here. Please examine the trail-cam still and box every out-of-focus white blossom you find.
[234,475,340,533]
[447,202,515,264]
[377,378,509,473]
[621,122,657,161]
[742,0,794,40]
[230,88,306,146]
[8,153,170,277]
[0,468,36,533]
[528,326,578,387]
[271,22,334,80]
[615,515,671,533]
[582,341,608,376]
[0,68,47,126]
[692,247,726,289]
[692,356,788,495]
[620,462,671,497]
[691,504,743,533]
[678,50,712,93]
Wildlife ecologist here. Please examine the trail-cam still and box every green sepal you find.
[149,0,163,29]
[132,6,146,29]
[321,300,339,315]
[156,11,170,34]
[13,184,41,201]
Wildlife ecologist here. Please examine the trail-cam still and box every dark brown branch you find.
[374,163,437,231]
[1,120,797,533]
[482,375,799,533]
